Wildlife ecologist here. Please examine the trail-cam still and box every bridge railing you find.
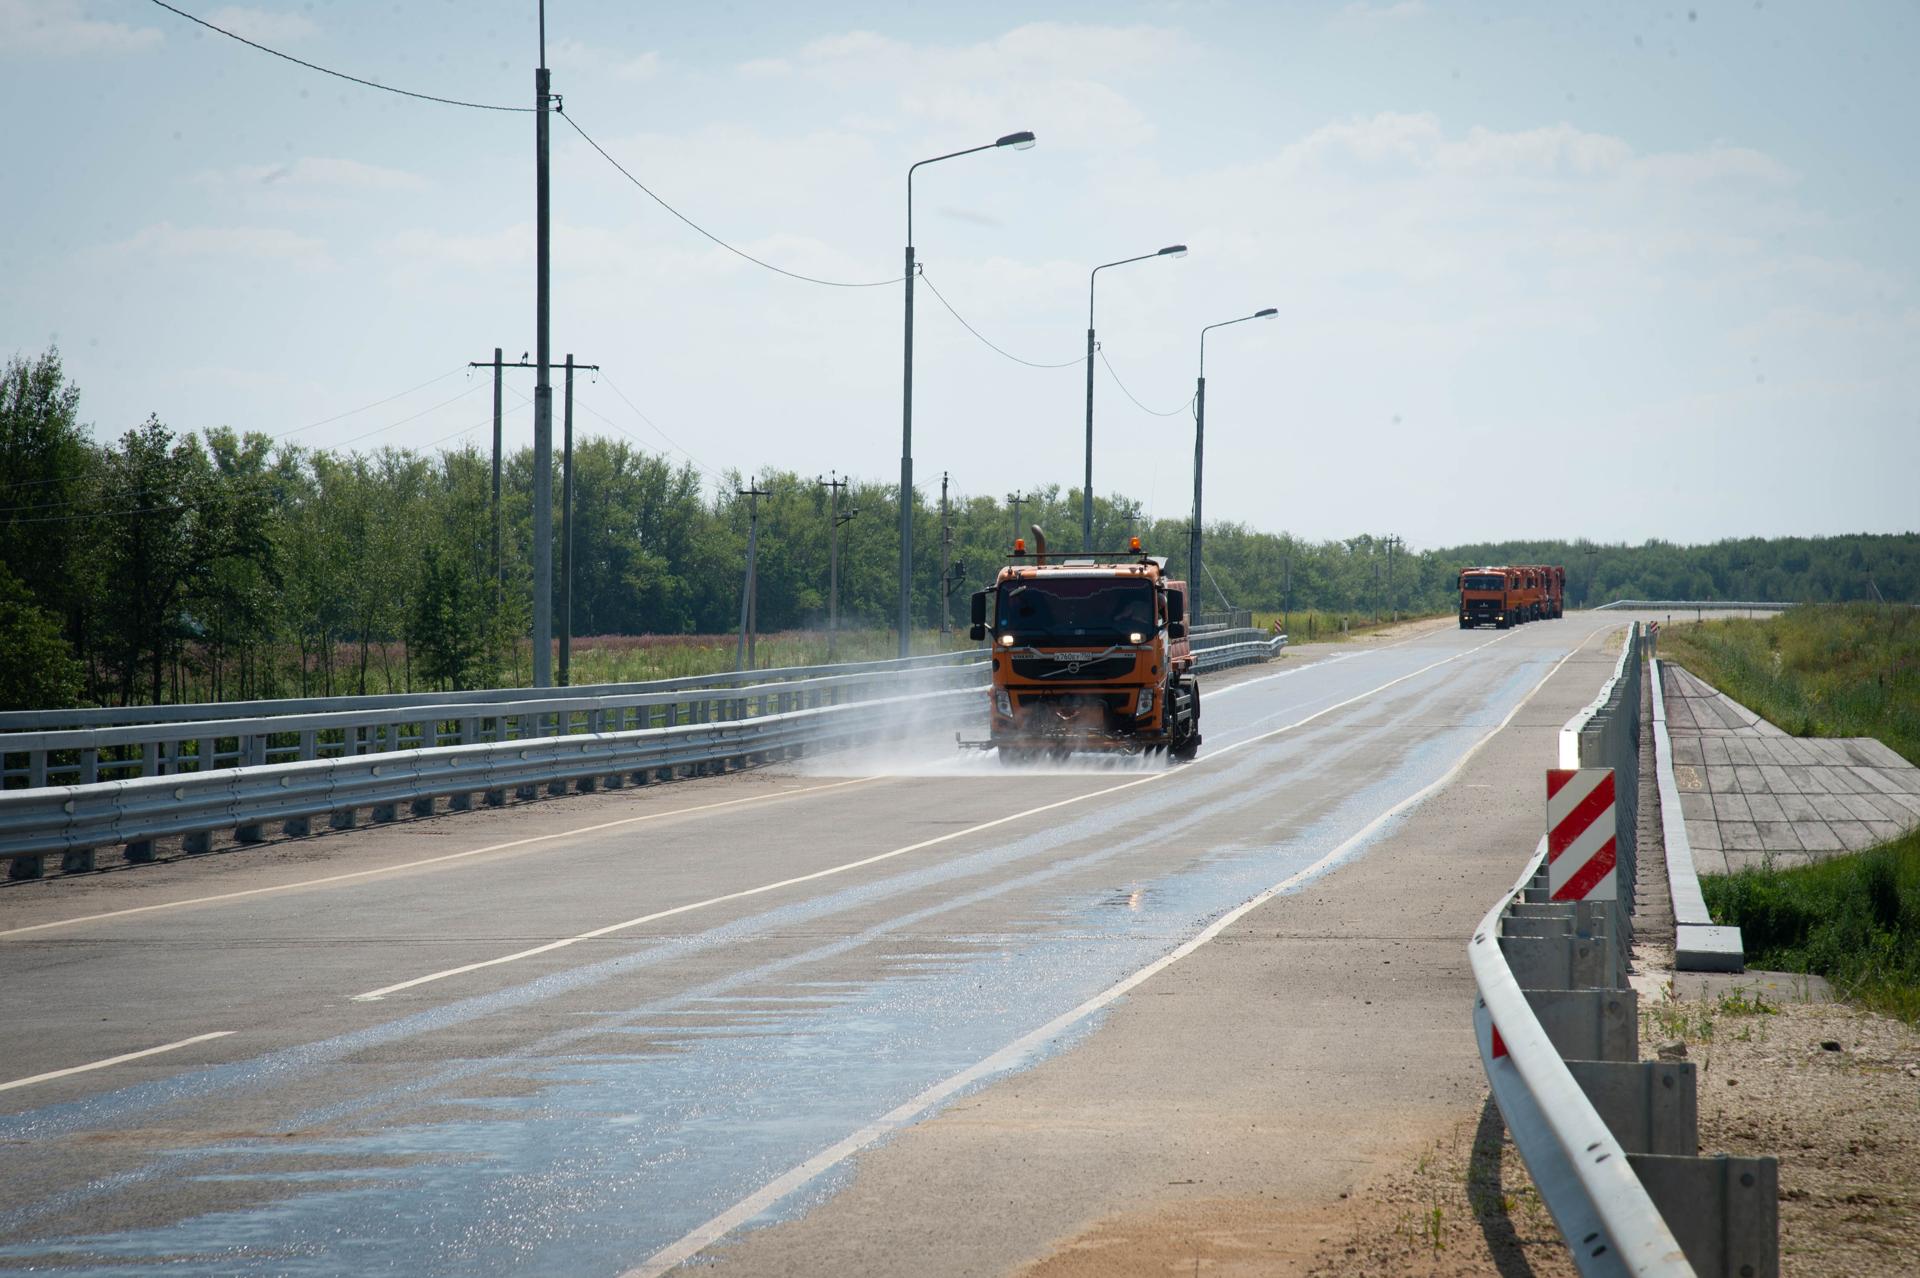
[1471,622,1779,1276]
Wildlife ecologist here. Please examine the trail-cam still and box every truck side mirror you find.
[1166,589,1184,624]
[969,590,988,641]
[1168,621,1186,639]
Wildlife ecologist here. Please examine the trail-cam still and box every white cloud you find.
[195,156,429,195]
[1328,1,1429,33]
[548,38,662,82]
[0,0,161,55]
[94,223,332,271]
[203,5,317,44]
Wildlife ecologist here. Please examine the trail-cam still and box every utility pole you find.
[939,471,952,635]
[735,480,769,671]
[1007,492,1027,547]
[468,353,599,680]
[559,354,574,686]
[1283,554,1292,635]
[820,473,853,661]
[481,348,502,602]
[531,2,559,686]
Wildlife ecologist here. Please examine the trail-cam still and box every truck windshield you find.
[997,577,1155,643]
[1462,575,1506,591]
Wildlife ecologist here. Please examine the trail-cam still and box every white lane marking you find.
[625,631,1592,1277]
[349,775,1166,1001]
[0,778,881,940]
[353,634,1509,1001]
[0,1032,235,1094]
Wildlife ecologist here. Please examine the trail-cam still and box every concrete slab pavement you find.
[1659,665,1920,873]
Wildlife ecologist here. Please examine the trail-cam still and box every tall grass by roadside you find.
[1702,830,1920,1023]
[1658,603,1920,765]
[562,629,975,685]
[1252,609,1446,643]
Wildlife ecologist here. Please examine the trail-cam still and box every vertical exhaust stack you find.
[1030,524,1049,566]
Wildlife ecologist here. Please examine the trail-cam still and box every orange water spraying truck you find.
[960,527,1201,762]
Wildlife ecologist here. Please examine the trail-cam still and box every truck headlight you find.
[1129,631,1144,644]
[1135,688,1154,716]
[995,688,1013,717]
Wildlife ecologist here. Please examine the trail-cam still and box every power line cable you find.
[917,272,1085,369]
[1098,347,1194,418]
[146,1,532,112]
[561,113,901,289]
[270,366,469,439]
[592,373,722,479]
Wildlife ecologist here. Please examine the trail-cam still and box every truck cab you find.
[965,532,1200,761]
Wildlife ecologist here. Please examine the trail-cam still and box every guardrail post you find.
[8,852,45,880]
[410,796,436,818]
[1521,988,1638,1061]
[235,820,265,845]
[124,839,155,863]
[283,815,311,837]
[331,807,357,830]
[61,846,95,874]
[1563,1059,1696,1156]
[485,787,507,807]
[183,830,212,854]
[1627,1153,1778,1278]
[81,748,98,785]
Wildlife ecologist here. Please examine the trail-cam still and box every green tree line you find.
[3,347,1915,710]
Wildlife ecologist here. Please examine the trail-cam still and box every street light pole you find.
[1085,244,1188,551]
[900,130,1035,659]
[1191,307,1276,594]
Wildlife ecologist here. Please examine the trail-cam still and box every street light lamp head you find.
[1159,244,1189,258]
[996,130,1038,150]
[1255,307,1278,318]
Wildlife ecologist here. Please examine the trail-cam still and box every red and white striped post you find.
[1546,768,1617,901]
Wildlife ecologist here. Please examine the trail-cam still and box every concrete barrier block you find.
[409,797,435,818]
[1677,924,1746,973]
[124,840,155,863]
[1628,1153,1777,1278]
[183,831,212,854]
[234,823,265,844]
[1523,988,1638,1062]
[282,816,311,838]
[484,789,507,807]
[62,848,96,874]
[448,793,473,812]
[8,853,45,880]
[1501,933,1613,991]
[371,803,398,823]
[1566,1059,1697,1156]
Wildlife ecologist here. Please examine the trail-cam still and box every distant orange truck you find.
[1459,563,1565,629]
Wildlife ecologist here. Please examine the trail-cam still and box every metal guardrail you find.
[0,690,979,879]
[1472,622,1778,1276]
[1593,600,1792,612]
[1648,656,1745,972]
[0,648,987,733]
[0,664,989,790]
[0,629,1286,878]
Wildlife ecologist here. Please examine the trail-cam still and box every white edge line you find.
[355,633,1509,1003]
[0,777,882,940]
[624,630,1589,1277]
[0,1031,236,1093]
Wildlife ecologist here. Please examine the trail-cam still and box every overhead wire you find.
[560,113,901,290]
[592,373,723,480]
[1098,348,1194,418]
[145,1,532,112]
[917,272,1085,369]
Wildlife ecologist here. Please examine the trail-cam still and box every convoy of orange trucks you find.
[1458,563,1565,629]
[963,527,1201,762]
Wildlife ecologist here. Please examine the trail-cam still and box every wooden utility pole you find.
[735,480,770,671]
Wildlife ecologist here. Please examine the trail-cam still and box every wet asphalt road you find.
[0,616,1627,1275]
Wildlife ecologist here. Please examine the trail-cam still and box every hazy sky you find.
[3,1,1915,548]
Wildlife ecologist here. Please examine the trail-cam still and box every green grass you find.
[1658,603,1920,766]
[560,628,975,685]
[1252,608,1446,643]
[1702,829,1920,1024]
